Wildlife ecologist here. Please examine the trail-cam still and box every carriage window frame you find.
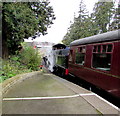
[92,43,113,71]
[69,50,73,62]
[75,46,86,65]
[93,44,113,54]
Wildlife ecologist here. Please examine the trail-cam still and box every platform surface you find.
[2,72,120,115]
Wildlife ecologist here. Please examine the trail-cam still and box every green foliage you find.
[27,2,56,35]
[62,0,116,46]
[62,0,93,45]
[19,44,41,71]
[92,1,115,33]
[109,4,120,30]
[0,58,31,83]
[0,43,42,82]
[2,1,55,56]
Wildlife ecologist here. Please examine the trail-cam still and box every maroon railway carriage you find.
[68,29,120,99]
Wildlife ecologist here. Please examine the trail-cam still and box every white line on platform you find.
[3,94,80,101]
[3,93,95,101]
[3,93,94,101]
[80,92,119,111]
[79,93,95,96]
[3,93,119,111]
[94,94,120,111]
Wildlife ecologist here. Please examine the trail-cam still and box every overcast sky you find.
[33,0,99,43]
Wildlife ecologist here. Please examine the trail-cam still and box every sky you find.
[32,0,100,43]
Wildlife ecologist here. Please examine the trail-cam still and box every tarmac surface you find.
[2,71,120,115]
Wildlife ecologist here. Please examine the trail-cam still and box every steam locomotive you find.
[46,29,120,101]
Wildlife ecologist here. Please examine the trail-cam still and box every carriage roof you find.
[70,29,120,46]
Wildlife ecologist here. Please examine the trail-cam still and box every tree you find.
[62,0,92,45]
[27,2,56,36]
[109,4,120,30]
[2,1,55,58]
[92,1,115,33]
[62,0,117,46]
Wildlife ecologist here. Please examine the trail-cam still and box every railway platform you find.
[2,71,120,115]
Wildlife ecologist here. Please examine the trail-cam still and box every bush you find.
[0,59,18,82]
[19,44,41,71]
[0,57,31,82]
[0,43,42,82]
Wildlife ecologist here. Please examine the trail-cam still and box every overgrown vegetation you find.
[1,1,54,82]
[19,43,41,71]
[0,44,42,83]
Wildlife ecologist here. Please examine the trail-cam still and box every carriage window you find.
[75,47,85,65]
[92,54,111,71]
[69,50,73,62]
[93,44,113,53]
[107,44,112,52]
[80,47,82,52]
[93,46,97,52]
[92,44,113,71]
[82,47,86,53]
[102,45,107,52]
[57,56,66,67]
[98,45,101,53]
